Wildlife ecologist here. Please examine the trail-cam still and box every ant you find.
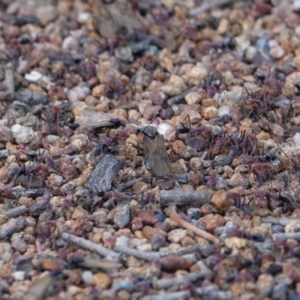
[227,131,258,155]
[40,106,61,135]
[1,149,52,188]
[104,75,131,100]
[201,35,236,55]
[175,114,191,138]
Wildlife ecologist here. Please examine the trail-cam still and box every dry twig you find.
[261,217,300,226]
[273,232,300,241]
[152,270,208,289]
[114,244,200,261]
[0,216,27,239]
[5,63,15,95]
[61,232,121,261]
[189,0,237,17]
[169,210,220,245]
[4,205,28,218]
[160,189,212,207]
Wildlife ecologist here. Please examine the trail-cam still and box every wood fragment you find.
[273,232,300,241]
[61,232,121,261]
[85,154,124,193]
[114,245,200,261]
[261,217,300,226]
[170,210,220,245]
[160,189,212,207]
[27,271,57,300]
[4,205,28,218]
[74,257,122,270]
[11,188,46,199]
[167,85,199,106]
[189,0,237,17]
[152,271,207,289]
[5,63,15,95]
[141,285,232,300]
[141,291,190,300]
[115,177,151,191]
[0,216,27,239]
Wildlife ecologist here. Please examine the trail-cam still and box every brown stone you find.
[200,214,225,232]
[160,255,193,272]
[211,190,231,212]
[131,217,143,232]
[180,235,197,247]
[40,259,62,271]
[142,226,160,239]
[93,272,112,289]
[138,211,158,225]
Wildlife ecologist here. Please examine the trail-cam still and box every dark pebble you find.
[190,210,202,220]
[151,234,167,251]
[155,213,166,222]
[160,107,174,119]
[271,224,284,233]
[266,264,282,275]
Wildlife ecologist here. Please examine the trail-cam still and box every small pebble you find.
[11,124,33,144]
[114,46,134,63]
[187,208,202,220]
[151,234,167,250]
[293,132,300,146]
[82,271,93,284]
[155,213,166,222]
[12,271,25,281]
[114,204,130,228]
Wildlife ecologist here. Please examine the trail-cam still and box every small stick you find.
[273,232,300,241]
[61,232,121,261]
[189,0,237,17]
[153,271,207,289]
[115,177,151,192]
[141,291,190,300]
[114,245,200,261]
[166,85,200,106]
[0,216,27,239]
[11,188,46,199]
[169,210,220,245]
[261,217,300,226]
[4,205,28,218]
[160,190,212,207]
[5,63,15,95]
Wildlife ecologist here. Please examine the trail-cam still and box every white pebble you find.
[77,12,91,24]
[218,106,230,116]
[296,26,300,37]
[245,46,257,60]
[157,123,172,138]
[82,270,93,284]
[11,124,33,144]
[270,46,285,59]
[293,132,300,146]
[115,236,129,248]
[67,86,90,102]
[268,39,278,48]
[12,271,25,281]
[25,70,43,82]
[294,0,300,11]
[62,36,79,52]
[46,135,60,145]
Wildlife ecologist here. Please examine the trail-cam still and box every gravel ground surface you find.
[1,0,300,299]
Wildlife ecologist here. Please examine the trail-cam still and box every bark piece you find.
[85,154,124,193]
[160,189,212,207]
